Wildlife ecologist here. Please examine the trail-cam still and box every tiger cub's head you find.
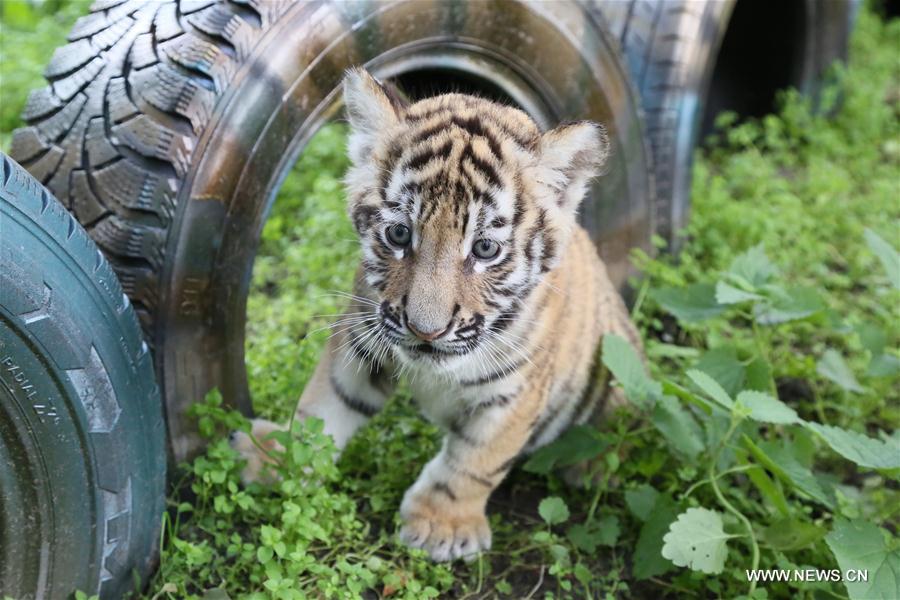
[342,68,608,368]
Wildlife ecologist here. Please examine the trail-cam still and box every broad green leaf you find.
[727,245,776,288]
[625,484,660,522]
[522,426,611,474]
[743,436,836,509]
[686,369,734,409]
[573,563,592,590]
[804,422,900,469]
[744,356,774,393]
[826,518,900,599]
[633,494,679,580]
[817,349,864,393]
[736,390,800,424]
[651,395,705,460]
[761,518,826,551]
[855,321,888,355]
[538,496,570,526]
[602,334,658,409]
[790,427,818,468]
[661,507,734,575]
[566,516,620,552]
[651,283,725,323]
[754,286,826,325]
[694,347,746,398]
[868,353,900,378]
[864,228,900,289]
[715,281,763,305]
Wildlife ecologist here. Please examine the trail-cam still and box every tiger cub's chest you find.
[409,371,523,430]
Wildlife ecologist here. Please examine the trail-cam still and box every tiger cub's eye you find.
[386,223,411,248]
[472,238,500,260]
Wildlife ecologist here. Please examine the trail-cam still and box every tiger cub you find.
[232,68,642,562]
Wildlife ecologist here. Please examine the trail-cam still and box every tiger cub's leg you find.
[232,324,393,483]
[399,388,544,562]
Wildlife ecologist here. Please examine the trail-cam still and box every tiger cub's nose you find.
[407,320,453,342]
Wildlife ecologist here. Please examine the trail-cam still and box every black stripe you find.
[490,456,517,476]
[573,353,609,423]
[462,145,501,188]
[432,482,457,501]
[454,322,480,337]
[471,394,510,413]
[330,375,379,417]
[448,419,480,445]
[444,448,495,488]
[451,115,503,158]
[540,235,557,273]
[512,194,525,226]
[489,118,536,149]
[488,303,521,335]
[405,138,453,171]
[410,120,448,144]
[462,470,493,488]
[460,355,528,386]
[406,107,450,123]
[490,249,516,274]
[527,406,561,446]
[351,204,377,233]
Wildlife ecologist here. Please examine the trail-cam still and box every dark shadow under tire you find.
[0,153,165,599]
[10,0,654,461]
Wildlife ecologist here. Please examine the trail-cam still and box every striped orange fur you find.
[232,68,642,562]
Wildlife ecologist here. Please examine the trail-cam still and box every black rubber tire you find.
[589,0,858,248]
[0,153,165,599]
[10,0,655,461]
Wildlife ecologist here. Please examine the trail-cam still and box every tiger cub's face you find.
[342,69,608,371]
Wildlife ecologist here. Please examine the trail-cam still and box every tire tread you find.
[9,0,286,340]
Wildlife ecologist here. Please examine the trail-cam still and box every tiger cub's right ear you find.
[343,68,403,165]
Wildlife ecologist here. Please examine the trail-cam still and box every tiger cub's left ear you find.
[529,121,609,216]
[343,68,405,165]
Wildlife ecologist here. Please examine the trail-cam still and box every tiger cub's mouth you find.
[378,316,484,361]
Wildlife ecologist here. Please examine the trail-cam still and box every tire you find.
[0,153,165,599]
[588,0,858,248]
[9,0,655,461]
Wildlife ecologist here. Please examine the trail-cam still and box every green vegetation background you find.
[1,1,897,598]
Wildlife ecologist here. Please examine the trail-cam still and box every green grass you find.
[2,2,898,599]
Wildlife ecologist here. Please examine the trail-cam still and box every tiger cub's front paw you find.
[229,418,285,485]
[399,490,491,562]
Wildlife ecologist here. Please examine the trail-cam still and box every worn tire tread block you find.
[9,0,291,341]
